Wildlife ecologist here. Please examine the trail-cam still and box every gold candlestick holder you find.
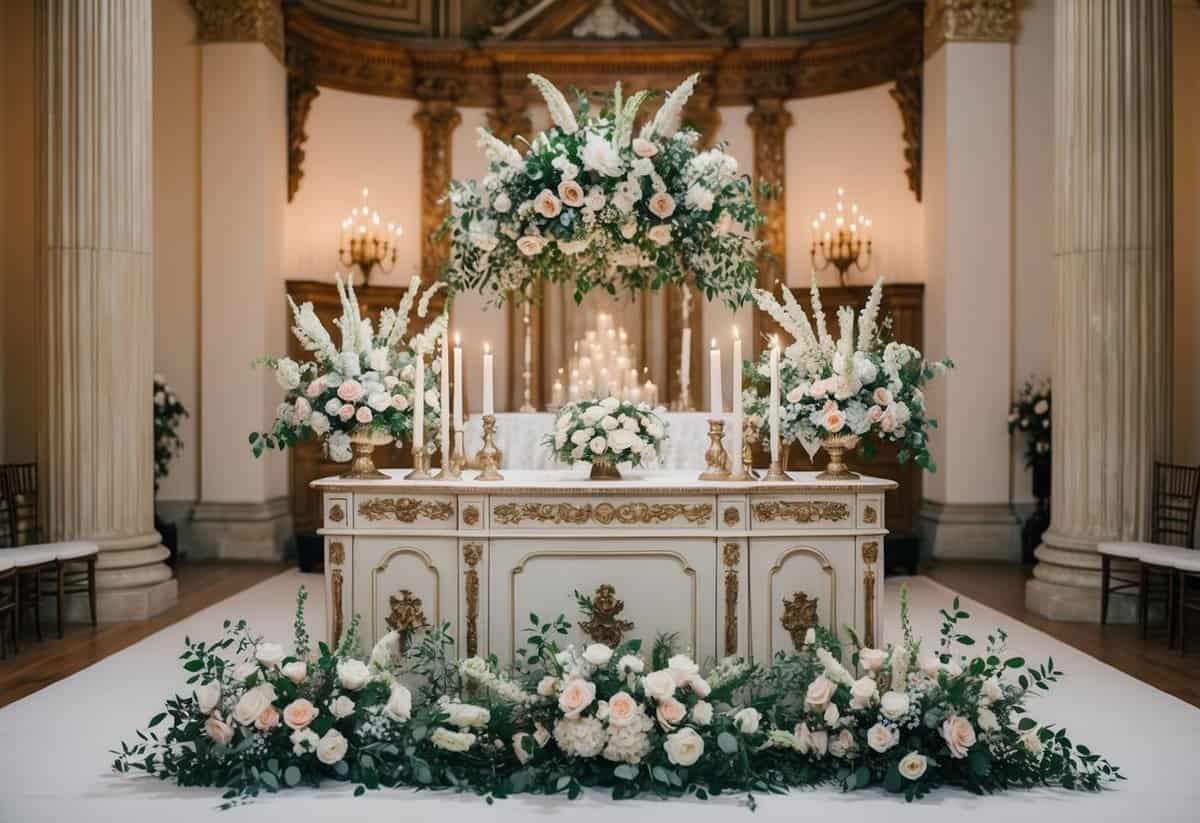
[671,383,694,412]
[764,453,793,482]
[698,419,733,481]
[728,417,758,481]
[405,444,434,480]
[443,427,466,478]
[475,414,504,481]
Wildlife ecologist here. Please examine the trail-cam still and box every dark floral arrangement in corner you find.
[1008,377,1051,467]
[153,373,189,494]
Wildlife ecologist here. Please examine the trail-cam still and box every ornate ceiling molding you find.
[924,0,1018,57]
[191,0,285,63]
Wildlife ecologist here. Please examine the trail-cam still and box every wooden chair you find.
[0,507,17,657]
[1099,462,1200,644]
[1172,551,1200,654]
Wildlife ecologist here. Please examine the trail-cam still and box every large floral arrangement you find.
[441,74,766,309]
[114,587,1119,807]
[544,397,668,472]
[747,277,952,471]
[153,374,189,493]
[249,274,445,464]
[1008,377,1051,466]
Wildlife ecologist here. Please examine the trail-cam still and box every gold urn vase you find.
[816,433,860,480]
[342,428,394,479]
[588,455,622,480]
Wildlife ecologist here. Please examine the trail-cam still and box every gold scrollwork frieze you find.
[463,542,483,658]
[358,497,455,523]
[493,501,712,527]
[862,540,880,649]
[753,500,850,524]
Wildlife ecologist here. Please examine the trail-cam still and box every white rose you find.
[804,627,816,647]
[647,191,676,219]
[620,220,637,239]
[940,714,976,759]
[667,654,699,685]
[324,397,343,416]
[691,700,713,726]
[655,696,687,731]
[589,435,607,455]
[232,661,258,683]
[617,655,644,676]
[275,358,301,390]
[583,643,613,666]
[824,703,840,727]
[600,415,619,431]
[642,670,676,702]
[431,727,477,752]
[647,224,672,246]
[685,183,714,212]
[570,429,591,446]
[977,707,1000,732]
[492,192,512,213]
[804,675,837,711]
[867,723,899,753]
[316,729,349,765]
[942,659,964,678]
[859,648,887,672]
[898,751,928,781]
[330,695,356,719]
[516,235,546,256]
[206,712,234,745]
[537,676,558,697]
[606,691,641,728]
[849,676,878,709]
[829,728,856,758]
[1020,729,1044,759]
[194,681,221,715]
[686,675,711,698]
[918,652,941,677]
[337,659,372,691]
[309,411,330,435]
[367,391,391,413]
[255,642,285,669]
[533,188,563,219]
[980,676,1003,705]
[444,703,490,729]
[600,396,620,411]
[370,630,401,670]
[580,131,624,177]
[733,707,761,735]
[795,723,828,757]
[879,691,910,721]
[557,678,597,719]
[663,727,704,767]
[290,727,319,755]
[232,685,273,726]
[384,684,413,722]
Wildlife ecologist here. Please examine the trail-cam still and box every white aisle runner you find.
[1,571,1197,822]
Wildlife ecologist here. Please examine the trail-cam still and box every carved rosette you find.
[723,506,741,527]
[328,503,345,523]
[925,0,1019,56]
[781,591,820,651]
[579,583,635,648]
[463,504,481,526]
[861,540,880,649]
[463,542,483,657]
[191,0,284,63]
[862,503,879,525]
[358,497,455,523]
[722,542,740,655]
[747,99,793,341]
[493,501,712,526]
[414,101,462,285]
[889,67,922,202]
[753,500,850,524]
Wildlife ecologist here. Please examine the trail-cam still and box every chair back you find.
[0,464,39,546]
[0,484,12,549]
[1150,462,1200,548]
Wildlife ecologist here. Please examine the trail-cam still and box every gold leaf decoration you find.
[358,497,455,523]
[753,500,850,524]
[493,501,711,526]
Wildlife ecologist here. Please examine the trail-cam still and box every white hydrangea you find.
[602,712,653,764]
[553,716,607,758]
[327,431,352,463]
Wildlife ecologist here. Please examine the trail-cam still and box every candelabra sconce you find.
[338,188,400,287]
[475,415,504,481]
[698,419,733,481]
[810,187,872,286]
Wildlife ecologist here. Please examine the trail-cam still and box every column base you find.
[63,576,179,623]
[917,501,1021,562]
[1024,577,1139,624]
[191,497,292,561]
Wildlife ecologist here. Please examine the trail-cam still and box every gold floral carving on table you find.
[862,504,879,525]
[386,589,428,653]
[463,504,480,526]
[463,542,483,657]
[493,501,712,526]
[723,506,741,527]
[723,543,741,655]
[862,541,880,648]
[331,569,344,648]
[358,497,455,523]
[781,591,820,651]
[753,500,850,524]
[328,541,345,566]
[579,584,635,648]
[328,503,345,523]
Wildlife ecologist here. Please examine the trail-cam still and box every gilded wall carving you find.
[723,542,740,655]
[924,0,1018,56]
[747,98,792,345]
[191,0,284,62]
[861,540,879,648]
[414,101,462,285]
[781,590,820,650]
[889,66,922,202]
[579,583,636,647]
[463,542,483,657]
[287,73,320,202]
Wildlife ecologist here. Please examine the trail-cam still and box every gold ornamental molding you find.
[722,542,740,655]
[328,502,345,523]
[753,499,850,524]
[767,545,835,658]
[462,504,481,526]
[723,506,741,527]
[924,0,1019,57]
[862,540,880,649]
[781,590,820,651]
[358,496,455,523]
[414,100,462,285]
[287,73,319,203]
[578,583,636,648]
[372,546,441,651]
[328,540,345,647]
[463,542,483,657]
[190,0,284,63]
[889,66,922,202]
[493,500,713,526]
[862,503,879,525]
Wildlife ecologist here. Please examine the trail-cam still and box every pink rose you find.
[305,379,325,399]
[392,394,409,411]
[338,403,355,422]
[255,705,280,731]
[206,712,234,745]
[647,192,676,219]
[810,380,829,399]
[867,405,884,423]
[533,189,562,219]
[823,410,846,433]
[355,406,373,424]
[655,696,687,730]
[337,379,365,403]
[647,224,672,246]
[859,648,887,672]
[557,180,585,208]
[804,675,836,711]
[557,678,596,719]
[631,138,658,158]
[941,714,977,759]
[606,691,641,728]
[282,698,320,730]
[880,410,897,432]
[873,387,893,406]
[516,236,546,257]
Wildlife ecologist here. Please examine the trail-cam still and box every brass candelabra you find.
[338,188,400,286]
[810,187,872,286]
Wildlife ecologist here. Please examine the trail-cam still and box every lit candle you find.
[732,326,743,468]
[769,338,781,465]
[453,333,463,431]
[680,328,691,392]
[440,330,450,467]
[709,337,723,415]
[482,342,494,416]
[645,379,657,407]
[413,342,425,449]
[552,380,565,406]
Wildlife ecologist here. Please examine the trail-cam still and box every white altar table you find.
[316,469,895,664]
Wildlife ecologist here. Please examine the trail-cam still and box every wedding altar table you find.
[315,469,895,663]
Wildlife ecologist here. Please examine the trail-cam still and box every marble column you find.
[36,0,177,620]
[1027,0,1173,621]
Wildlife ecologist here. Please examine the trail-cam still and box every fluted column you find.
[36,0,177,620]
[1027,0,1173,621]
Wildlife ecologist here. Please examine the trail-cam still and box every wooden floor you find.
[923,561,1200,709]
[0,560,287,709]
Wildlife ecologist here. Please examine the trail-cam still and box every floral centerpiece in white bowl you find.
[544,397,668,479]
[250,273,445,478]
[442,73,766,309]
[747,276,952,478]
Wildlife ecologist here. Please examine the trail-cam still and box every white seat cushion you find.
[1135,544,1196,567]
[3,546,58,568]
[1098,541,1155,560]
[1169,551,1200,573]
[52,541,98,561]
[0,557,14,573]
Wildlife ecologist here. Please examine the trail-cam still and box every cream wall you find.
[1174,1,1200,466]
[152,0,202,503]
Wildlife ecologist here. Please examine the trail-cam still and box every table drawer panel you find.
[353,493,457,529]
[489,496,716,530]
[749,495,856,530]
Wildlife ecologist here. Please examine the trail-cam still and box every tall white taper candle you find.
[413,343,424,448]
[769,339,781,464]
[453,333,463,430]
[482,342,494,416]
[440,331,450,465]
[680,328,691,391]
[709,337,723,414]
[732,326,743,467]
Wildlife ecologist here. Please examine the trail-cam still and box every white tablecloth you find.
[462,411,735,470]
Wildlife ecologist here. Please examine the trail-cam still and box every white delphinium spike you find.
[287,296,337,362]
[528,73,578,134]
[418,282,444,318]
[809,273,833,356]
[779,287,820,353]
[386,275,422,351]
[752,288,806,344]
[333,273,361,355]
[643,73,699,140]
[475,127,525,170]
[377,307,397,345]
[615,89,651,149]
[857,276,884,353]
[411,312,448,361]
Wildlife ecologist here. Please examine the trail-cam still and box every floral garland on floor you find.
[114,587,1120,808]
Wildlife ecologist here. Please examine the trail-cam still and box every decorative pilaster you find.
[414,100,462,285]
[1027,0,1173,621]
[191,0,284,63]
[747,99,792,349]
[36,0,177,621]
[924,0,1018,56]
